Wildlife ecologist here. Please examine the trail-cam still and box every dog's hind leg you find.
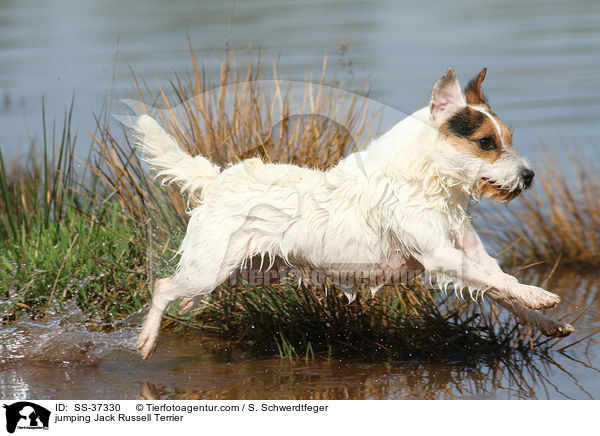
[137,277,179,359]
[485,289,574,337]
[138,235,246,358]
[137,263,238,358]
[137,269,234,359]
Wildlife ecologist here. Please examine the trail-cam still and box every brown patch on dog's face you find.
[440,102,517,200]
[440,68,511,164]
[440,105,513,163]
[429,67,531,202]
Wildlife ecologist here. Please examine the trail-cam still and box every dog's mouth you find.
[478,178,521,202]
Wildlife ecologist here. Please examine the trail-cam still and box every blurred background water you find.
[0,0,599,162]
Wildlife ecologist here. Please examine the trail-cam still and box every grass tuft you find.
[189,278,556,362]
[0,101,147,323]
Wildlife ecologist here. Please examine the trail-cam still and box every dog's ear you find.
[465,67,487,104]
[430,68,466,124]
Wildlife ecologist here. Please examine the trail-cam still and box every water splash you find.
[0,302,144,366]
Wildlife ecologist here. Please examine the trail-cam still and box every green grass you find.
[0,102,148,323]
[0,205,148,322]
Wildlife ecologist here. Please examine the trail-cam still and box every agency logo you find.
[2,402,50,434]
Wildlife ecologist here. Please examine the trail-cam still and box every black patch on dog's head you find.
[446,107,485,138]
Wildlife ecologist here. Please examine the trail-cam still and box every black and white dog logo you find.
[2,402,50,434]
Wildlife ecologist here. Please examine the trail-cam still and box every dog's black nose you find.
[521,168,535,189]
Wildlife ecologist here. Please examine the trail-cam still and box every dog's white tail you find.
[133,115,221,201]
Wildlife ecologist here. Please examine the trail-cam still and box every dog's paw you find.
[514,284,561,310]
[542,322,574,338]
[137,329,158,360]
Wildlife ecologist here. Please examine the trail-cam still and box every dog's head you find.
[429,68,533,202]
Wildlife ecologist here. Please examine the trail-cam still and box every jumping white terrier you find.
[133,68,574,359]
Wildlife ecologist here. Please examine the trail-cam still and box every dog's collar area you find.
[467,104,506,149]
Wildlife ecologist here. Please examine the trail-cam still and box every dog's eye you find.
[477,137,497,151]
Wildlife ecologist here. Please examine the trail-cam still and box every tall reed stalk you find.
[0,99,78,240]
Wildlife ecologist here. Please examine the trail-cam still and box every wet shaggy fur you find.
[132,68,573,359]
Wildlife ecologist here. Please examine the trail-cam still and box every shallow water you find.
[0,334,592,400]
[1,269,599,400]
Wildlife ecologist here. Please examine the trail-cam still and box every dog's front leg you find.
[456,223,561,308]
[457,222,505,275]
[456,224,573,336]
[421,241,560,311]
[485,288,574,337]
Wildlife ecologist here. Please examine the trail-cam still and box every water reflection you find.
[131,343,595,400]
[0,330,597,400]
[518,265,600,350]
